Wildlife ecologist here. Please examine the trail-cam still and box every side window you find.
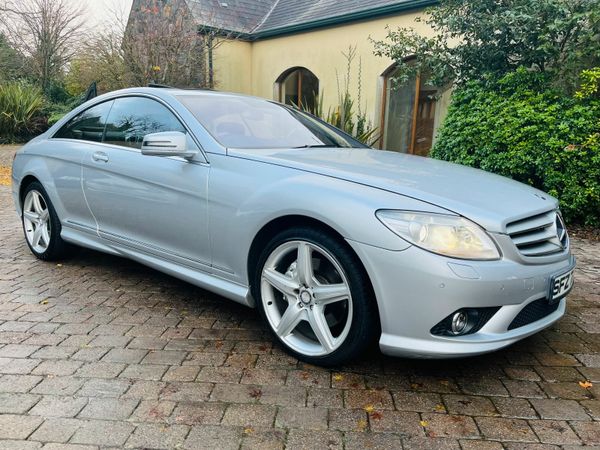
[103,97,187,149]
[53,101,113,142]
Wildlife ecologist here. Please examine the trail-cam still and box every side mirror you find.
[141,131,197,159]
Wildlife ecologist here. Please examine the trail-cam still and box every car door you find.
[49,100,114,234]
[81,95,211,271]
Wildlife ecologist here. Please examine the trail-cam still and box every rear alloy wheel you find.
[255,227,378,366]
[22,182,71,261]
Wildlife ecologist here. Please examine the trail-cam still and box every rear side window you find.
[53,101,113,142]
[103,97,186,149]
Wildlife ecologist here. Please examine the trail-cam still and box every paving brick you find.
[70,420,134,446]
[130,400,176,422]
[0,344,40,358]
[570,421,600,445]
[31,360,82,376]
[0,392,40,413]
[221,404,277,428]
[170,402,225,425]
[528,420,581,445]
[184,425,242,450]
[400,436,460,449]
[125,423,189,449]
[420,413,478,439]
[275,406,328,431]
[0,414,43,439]
[29,396,88,418]
[530,398,591,420]
[78,397,138,420]
[76,378,130,398]
[29,418,82,443]
[101,348,147,364]
[74,362,125,378]
[0,357,41,374]
[476,417,538,442]
[286,429,342,450]
[0,440,42,450]
[119,364,167,380]
[31,377,84,396]
[344,388,394,410]
[443,394,497,416]
[0,374,42,392]
[162,365,200,382]
[492,397,538,419]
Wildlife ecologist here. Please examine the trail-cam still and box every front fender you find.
[207,154,450,285]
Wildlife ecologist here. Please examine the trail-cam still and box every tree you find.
[0,0,84,94]
[0,33,28,83]
[372,0,600,92]
[122,0,235,89]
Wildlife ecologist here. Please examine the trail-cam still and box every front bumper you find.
[347,239,575,358]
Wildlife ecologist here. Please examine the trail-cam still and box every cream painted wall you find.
[213,39,253,94]
[212,10,443,146]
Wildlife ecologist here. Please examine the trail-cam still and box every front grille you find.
[506,210,568,257]
[507,298,561,330]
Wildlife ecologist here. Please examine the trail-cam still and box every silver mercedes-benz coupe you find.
[11,87,575,365]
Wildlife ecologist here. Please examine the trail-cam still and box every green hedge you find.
[432,70,600,226]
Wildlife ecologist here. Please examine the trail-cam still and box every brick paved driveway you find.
[0,147,599,449]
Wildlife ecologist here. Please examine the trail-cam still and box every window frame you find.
[276,67,319,110]
[379,63,439,155]
[51,93,208,163]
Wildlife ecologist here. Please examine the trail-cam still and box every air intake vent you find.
[506,210,568,257]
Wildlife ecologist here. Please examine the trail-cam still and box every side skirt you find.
[60,225,254,307]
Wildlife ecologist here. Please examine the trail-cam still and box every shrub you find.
[0,83,46,143]
[431,69,600,225]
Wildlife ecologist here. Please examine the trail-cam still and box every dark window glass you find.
[103,97,186,149]
[53,101,113,142]
[279,68,319,112]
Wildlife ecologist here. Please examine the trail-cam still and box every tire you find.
[21,181,72,261]
[252,226,379,366]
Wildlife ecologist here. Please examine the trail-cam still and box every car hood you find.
[229,147,558,233]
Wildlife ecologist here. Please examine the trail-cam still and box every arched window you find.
[276,67,319,111]
[380,64,440,156]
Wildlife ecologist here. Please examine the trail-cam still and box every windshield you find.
[177,94,367,149]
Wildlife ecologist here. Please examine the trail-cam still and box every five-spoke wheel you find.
[21,182,71,261]
[23,189,51,254]
[254,227,378,365]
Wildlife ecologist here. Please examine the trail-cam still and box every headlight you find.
[376,210,500,260]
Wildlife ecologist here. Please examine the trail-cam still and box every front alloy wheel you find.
[255,227,378,366]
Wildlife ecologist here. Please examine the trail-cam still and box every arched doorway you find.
[276,67,319,111]
[380,63,440,156]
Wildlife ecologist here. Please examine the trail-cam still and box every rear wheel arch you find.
[19,175,41,206]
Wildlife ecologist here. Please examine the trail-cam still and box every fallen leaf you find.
[56,263,62,267]
[39,299,49,305]
[0,166,11,186]
[243,427,254,434]
[579,380,593,389]
[371,411,383,420]
[434,404,445,412]
[420,420,429,427]
[333,374,344,382]
[249,388,262,399]
[355,419,368,431]
[364,405,375,413]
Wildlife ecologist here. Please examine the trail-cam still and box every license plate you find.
[548,269,574,304]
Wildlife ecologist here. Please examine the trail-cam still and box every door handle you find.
[92,151,109,163]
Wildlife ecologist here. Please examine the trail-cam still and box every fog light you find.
[451,311,468,335]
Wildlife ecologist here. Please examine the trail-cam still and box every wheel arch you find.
[19,175,42,205]
[246,214,380,317]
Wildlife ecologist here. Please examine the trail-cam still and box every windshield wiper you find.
[292,144,343,148]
